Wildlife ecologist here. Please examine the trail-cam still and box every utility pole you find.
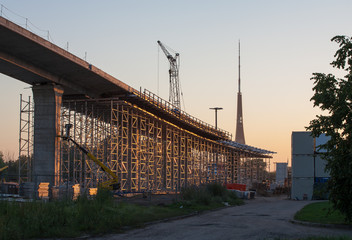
[209,107,223,129]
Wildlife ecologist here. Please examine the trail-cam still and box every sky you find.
[0,0,351,170]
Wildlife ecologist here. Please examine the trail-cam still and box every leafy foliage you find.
[307,35,352,221]
[181,182,243,207]
[0,151,5,168]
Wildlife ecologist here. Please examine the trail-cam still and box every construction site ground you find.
[88,196,352,240]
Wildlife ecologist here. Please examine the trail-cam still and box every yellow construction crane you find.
[61,124,120,191]
[0,166,8,173]
[0,165,8,183]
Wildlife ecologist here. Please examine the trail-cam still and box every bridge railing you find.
[132,88,232,140]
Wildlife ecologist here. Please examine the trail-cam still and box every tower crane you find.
[157,40,181,110]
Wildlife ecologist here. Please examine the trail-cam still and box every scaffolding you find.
[58,97,273,192]
[18,94,34,183]
[18,93,273,191]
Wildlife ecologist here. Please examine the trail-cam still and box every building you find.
[291,131,330,200]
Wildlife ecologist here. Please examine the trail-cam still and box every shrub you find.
[181,182,243,207]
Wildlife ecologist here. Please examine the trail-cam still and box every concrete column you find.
[32,84,63,186]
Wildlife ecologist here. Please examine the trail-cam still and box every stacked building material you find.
[72,184,80,200]
[38,182,50,200]
[89,188,98,196]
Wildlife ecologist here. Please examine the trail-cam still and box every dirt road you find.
[90,196,352,240]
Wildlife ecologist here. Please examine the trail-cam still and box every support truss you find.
[57,98,270,191]
[18,94,34,183]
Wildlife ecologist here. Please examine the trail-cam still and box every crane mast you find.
[157,40,181,109]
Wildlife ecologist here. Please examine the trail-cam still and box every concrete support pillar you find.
[32,84,63,186]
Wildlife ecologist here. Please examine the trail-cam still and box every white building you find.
[291,131,330,200]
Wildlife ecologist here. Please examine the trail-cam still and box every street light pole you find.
[209,107,223,183]
[209,107,223,129]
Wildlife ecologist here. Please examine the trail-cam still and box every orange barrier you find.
[225,183,246,191]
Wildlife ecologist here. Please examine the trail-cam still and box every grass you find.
[299,237,352,240]
[271,235,352,240]
[0,192,190,239]
[179,182,243,210]
[294,201,351,225]
[0,183,242,240]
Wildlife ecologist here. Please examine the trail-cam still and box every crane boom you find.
[157,40,181,109]
[0,165,8,173]
[61,124,120,190]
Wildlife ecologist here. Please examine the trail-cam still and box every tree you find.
[0,151,5,168]
[307,35,352,221]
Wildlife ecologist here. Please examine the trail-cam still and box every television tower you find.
[235,40,246,144]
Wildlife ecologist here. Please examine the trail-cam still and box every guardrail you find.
[132,88,232,140]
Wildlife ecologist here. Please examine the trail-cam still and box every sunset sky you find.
[0,1,351,170]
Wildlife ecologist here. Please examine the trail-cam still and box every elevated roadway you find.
[0,16,274,187]
[0,16,231,141]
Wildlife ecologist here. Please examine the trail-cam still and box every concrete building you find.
[291,131,330,200]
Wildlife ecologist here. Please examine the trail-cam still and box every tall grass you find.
[181,182,243,208]
[0,184,243,239]
[1,189,117,239]
[0,189,190,240]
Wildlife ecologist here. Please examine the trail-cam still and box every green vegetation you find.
[0,150,29,182]
[300,237,352,240]
[294,201,351,225]
[180,182,243,210]
[0,190,190,239]
[0,183,242,239]
[0,151,5,168]
[272,236,352,240]
[307,35,352,221]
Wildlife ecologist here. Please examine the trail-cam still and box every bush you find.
[312,182,329,200]
[206,182,228,198]
[181,182,243,207]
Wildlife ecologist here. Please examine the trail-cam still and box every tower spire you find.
[235,40,246,144]
[238,40,241,93]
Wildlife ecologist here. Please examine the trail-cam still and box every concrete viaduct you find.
[0,16,274,192]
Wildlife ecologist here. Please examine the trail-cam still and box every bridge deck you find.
[0,16,231,140]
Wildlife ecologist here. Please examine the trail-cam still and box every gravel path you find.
[89,196,352,240]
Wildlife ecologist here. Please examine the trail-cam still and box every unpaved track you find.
[90,197,352,240]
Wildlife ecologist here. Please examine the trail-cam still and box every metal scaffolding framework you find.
[18,94,34,183]
[57,97,273,192]
[18,92,273,191]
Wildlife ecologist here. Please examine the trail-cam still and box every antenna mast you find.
[238,40,241,93]
[235,40,246,144]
